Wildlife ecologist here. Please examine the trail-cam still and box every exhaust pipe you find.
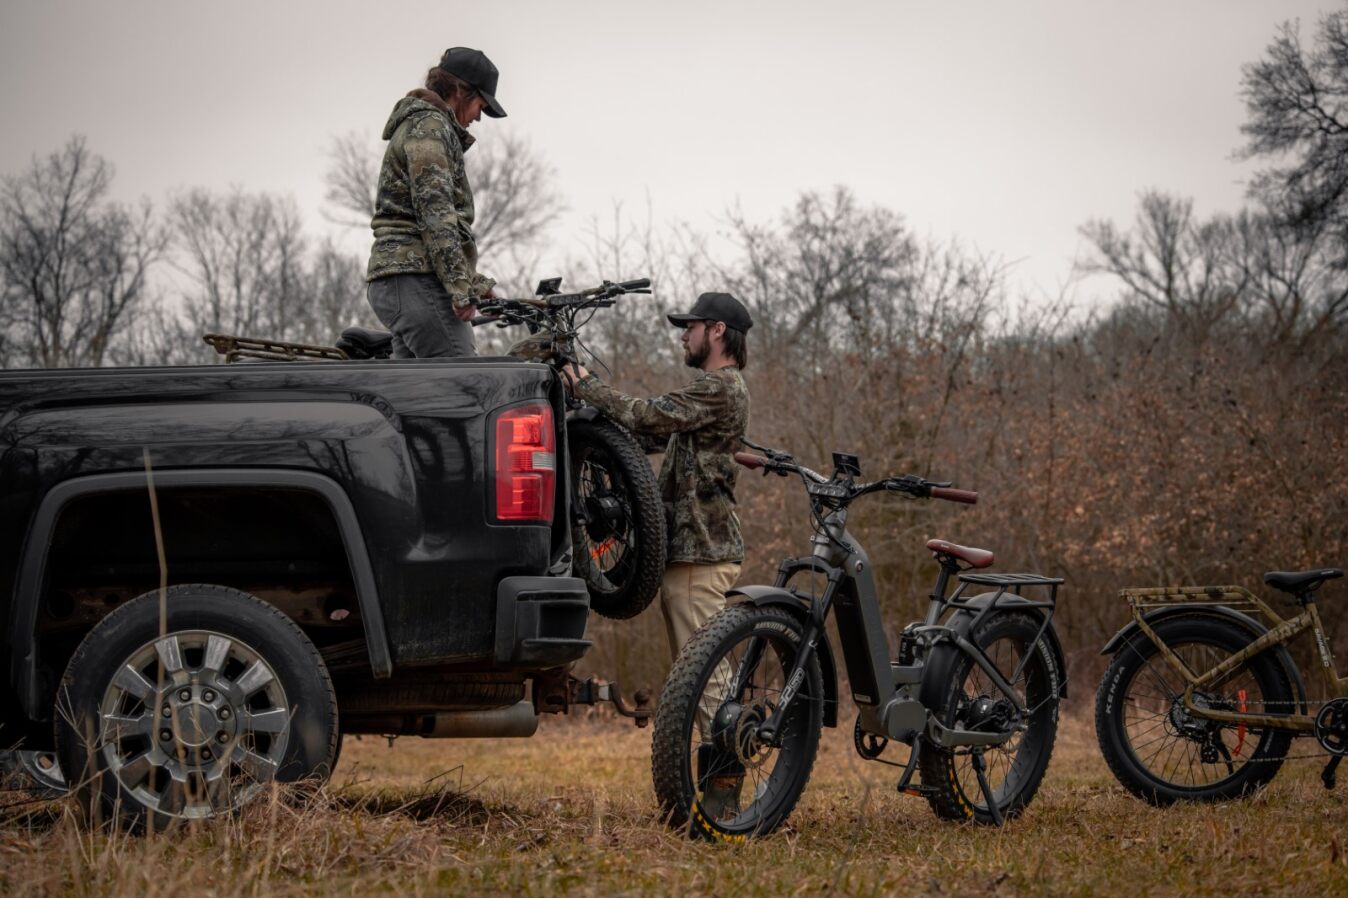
[418,700,539,739]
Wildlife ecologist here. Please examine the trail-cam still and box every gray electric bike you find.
[651,441,1067,841]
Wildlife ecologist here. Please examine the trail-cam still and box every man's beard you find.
[684,334,708,368]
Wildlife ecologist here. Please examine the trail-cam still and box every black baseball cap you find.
[667,292,753,332]
[438,47,507,118]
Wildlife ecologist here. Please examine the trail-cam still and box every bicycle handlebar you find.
[929,486,979,505]
[733,452,766,470]
[475,278,651,319]
[734,451,977,503]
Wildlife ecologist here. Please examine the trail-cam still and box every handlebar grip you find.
[470,315,500,327]
[618,278,651,291]
[734,452,767,470]
[929,486,978,505]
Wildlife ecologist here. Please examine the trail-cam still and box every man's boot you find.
[696,743,745,820]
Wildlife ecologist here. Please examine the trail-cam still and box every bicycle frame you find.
[1123,585,1348,733]
[747,494,1059,753]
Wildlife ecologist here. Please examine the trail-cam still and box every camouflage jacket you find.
[366,89,494,306]
[573,367,750,565]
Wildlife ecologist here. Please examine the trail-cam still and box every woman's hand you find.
[456,284,493,321]
[558,363,591,393]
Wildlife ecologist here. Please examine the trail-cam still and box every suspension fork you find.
[753,569,845,745]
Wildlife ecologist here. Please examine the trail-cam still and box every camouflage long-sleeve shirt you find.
[366,89,494,306]
[573,367,750,565]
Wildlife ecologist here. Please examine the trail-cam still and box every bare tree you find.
[322,130,379,229]
[1230,206,1348,351]
[297,238,367,342]
[720,187,920,353]
[471,132,565,257]
[0,137,165,368]
[1240,9,1348,267]
[170,187,308,340]
[321,127,564,259]
[111,294,201,367]
[1081,192,1249,342]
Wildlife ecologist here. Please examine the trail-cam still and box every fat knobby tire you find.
[568,416,665,620]
[919,612,1060,824]
[651,604,823,841]
[1094,615,1294,804]
[55,583,339,831]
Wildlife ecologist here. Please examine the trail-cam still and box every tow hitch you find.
[533,670,654,727]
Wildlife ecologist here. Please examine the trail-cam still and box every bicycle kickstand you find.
[970,750,1005,825]
[895,739,924,796]
[1322,755,1341,790]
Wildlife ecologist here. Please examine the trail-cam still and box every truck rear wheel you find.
[568,417,665,619]
[55,584,338,831]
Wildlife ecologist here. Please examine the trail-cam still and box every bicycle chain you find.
[1153,695,1348,764]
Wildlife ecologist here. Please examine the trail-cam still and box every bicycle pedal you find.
[898,784,936,797]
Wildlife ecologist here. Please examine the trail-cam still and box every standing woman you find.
[366,47,507,357]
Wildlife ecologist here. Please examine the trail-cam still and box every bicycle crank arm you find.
[1323,755,1341,790]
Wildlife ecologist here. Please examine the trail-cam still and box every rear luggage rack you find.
[1119,585,1284,627]
[946,571,1062,612]
[957,572,1064,588]
[204,333,348,363]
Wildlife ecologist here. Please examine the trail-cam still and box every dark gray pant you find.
[366,273,476,359]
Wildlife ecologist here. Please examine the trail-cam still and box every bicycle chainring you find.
[1314,698,1348,756]
[853,716,889,760]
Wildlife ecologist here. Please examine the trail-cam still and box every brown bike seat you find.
[1263,568,1343,595]
[926,539,994,569]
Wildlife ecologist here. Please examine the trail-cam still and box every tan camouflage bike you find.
[1095,567,1347,803]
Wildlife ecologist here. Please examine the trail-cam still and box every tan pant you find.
[661,561,741,741]
[659,562,741,660]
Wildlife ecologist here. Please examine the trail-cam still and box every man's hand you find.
[453,302,477,322]
[559,362,591,393]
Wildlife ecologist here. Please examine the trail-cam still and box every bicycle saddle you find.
[336,326,393,360]
[926,539,994,569]
[1263,568,1343,595]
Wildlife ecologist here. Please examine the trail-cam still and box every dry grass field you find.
[2,709,1347,897]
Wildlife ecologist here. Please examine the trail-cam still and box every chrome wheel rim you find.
[19,751,66,791]
[98,630,290,820]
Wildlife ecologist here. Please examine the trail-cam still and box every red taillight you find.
[493,403,556,522]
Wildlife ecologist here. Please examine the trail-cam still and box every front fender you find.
[727,585,840,727]
[1100,604,1308,714]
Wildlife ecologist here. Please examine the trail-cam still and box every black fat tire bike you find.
[204,277,667,621]
[651,442,1067,841]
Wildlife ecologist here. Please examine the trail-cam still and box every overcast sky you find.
[1,0,1339,304]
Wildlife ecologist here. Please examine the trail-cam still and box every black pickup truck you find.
[0,355,625,826]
